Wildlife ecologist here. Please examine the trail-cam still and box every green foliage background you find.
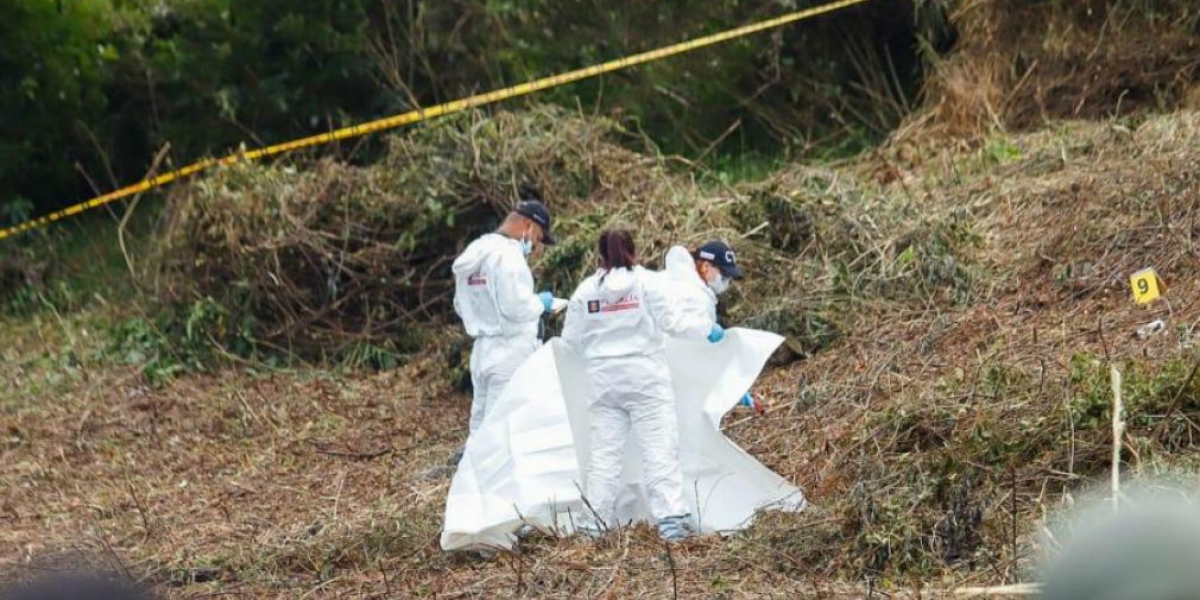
[0,0,936,223]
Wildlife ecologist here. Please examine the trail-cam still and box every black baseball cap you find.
[696,240,744,280]
[513,194,556,246]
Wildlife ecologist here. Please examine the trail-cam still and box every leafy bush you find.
[109,297,260,386]
[0,0,115,213]
[2,0,943,219]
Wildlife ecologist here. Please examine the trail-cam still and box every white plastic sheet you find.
[440,328,805,551]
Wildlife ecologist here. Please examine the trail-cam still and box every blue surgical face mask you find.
[519,230,534,257]
[707,272,730,295]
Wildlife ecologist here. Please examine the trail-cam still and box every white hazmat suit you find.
[662,245,719,326]
[662,244,762,414]
[452,233,545,433]
[560,266,710,530]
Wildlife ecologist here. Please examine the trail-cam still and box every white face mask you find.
[707,272,730,295]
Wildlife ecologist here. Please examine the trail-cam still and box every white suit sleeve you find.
[493,252,545,324]
[644,272,710,340]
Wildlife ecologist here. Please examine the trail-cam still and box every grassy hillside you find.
[4,108,1200,597]
[6,1,1200,596]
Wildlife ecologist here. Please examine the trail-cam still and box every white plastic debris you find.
[1136,319,1165,340]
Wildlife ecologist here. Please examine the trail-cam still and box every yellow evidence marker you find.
[1130,267,1164,304]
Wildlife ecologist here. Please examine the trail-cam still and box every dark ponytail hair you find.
[598,229,638,272]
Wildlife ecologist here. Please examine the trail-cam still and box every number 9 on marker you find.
[1130,267,1163,305]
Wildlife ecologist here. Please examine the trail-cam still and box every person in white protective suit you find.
[452,191,558,434]
[662,239,762,414]
[561,229,725,541]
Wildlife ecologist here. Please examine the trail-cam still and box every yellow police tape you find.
[0,0,872,242]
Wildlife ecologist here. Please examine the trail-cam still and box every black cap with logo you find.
[696,240,744,280]
[513,188,556,246]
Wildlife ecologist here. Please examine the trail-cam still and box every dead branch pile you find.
[149,106,978,364]
[903,0,1200,142]
[149,108,633,360]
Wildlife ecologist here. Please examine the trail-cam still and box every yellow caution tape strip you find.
[0,0,872,241]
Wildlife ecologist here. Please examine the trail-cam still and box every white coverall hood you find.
[663,245,718,327]
[451,237,488,276]
[597,266,637,302]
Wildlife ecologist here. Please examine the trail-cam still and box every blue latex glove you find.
[538,291,554,313]
[707,323,725,343]
[739,393,764,414]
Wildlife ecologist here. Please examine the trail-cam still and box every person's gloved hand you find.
[739,393,765,415]
[538,291,554,313]
[707,323,725,343]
